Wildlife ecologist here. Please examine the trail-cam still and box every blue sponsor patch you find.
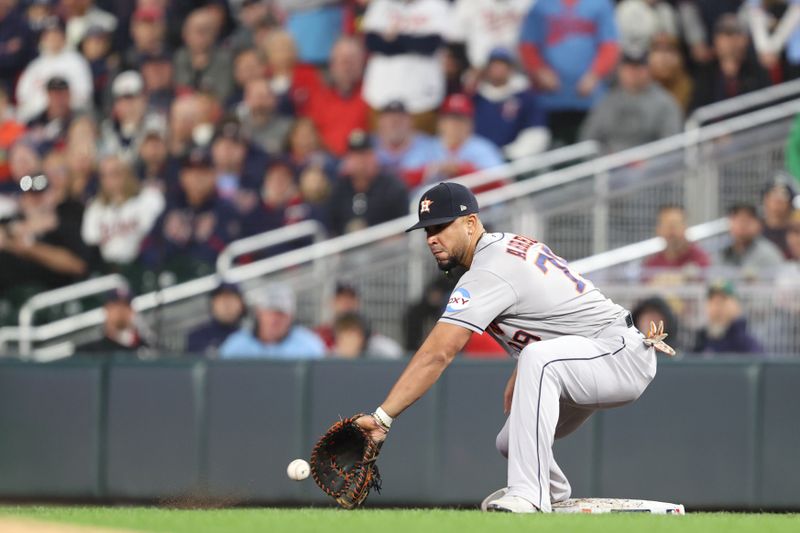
[446,288,471,313]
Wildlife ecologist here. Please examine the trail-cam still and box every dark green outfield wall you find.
[0,358,798,509]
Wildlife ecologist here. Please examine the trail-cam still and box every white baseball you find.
[287,459,310,481]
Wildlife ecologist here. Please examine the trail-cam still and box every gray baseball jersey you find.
[439,232,627,356]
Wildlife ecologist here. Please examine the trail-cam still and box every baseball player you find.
[356,182,674,512]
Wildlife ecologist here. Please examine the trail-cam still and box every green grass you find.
[1,506,798,533]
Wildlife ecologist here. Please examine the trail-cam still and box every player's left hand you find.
[355,414,389,444]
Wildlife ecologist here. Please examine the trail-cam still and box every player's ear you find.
[466,214,478,234]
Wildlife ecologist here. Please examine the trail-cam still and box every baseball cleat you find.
[486,494,539,513]
[480,487,508,511]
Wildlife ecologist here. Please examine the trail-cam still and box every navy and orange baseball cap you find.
[406,182,479,232]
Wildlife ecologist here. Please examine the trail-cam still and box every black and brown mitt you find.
[310,414,383,509]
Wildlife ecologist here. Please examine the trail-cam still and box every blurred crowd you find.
[79,280,407,360]
[632,177,800,357]
[79,175,800,360]
[1,0,800,357]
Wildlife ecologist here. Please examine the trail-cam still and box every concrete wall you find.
[0,357,798,509]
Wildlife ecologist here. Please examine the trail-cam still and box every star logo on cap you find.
[420,198,434,214]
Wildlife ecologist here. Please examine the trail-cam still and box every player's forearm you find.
[380,323,471,417]
[381,348,453,417]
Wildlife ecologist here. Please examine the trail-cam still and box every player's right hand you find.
[355,415,388,444]
[503,366,518,415]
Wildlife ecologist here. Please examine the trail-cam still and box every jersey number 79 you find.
[534,245,586,293]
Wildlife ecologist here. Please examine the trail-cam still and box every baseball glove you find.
[310,414,383,509]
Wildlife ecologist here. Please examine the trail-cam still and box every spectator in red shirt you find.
[301,36,368,156]
[643,205,711,273]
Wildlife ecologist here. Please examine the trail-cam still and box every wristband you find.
[373,406,393,430]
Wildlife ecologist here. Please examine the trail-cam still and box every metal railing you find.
[5,100,800,357]
[451,140,599,190]
[4,221,336,358]
[216,220,327,275]
[16,274,129,357]
[685,77,800,130]
[0,140,601,357]
[571,218,729,275]
[601,281,800,355]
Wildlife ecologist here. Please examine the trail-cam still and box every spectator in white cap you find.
[99,71,150,163]
[219,283,326,359]
[135,114,169,185]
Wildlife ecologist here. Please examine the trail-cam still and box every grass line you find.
[1,506,798,533]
